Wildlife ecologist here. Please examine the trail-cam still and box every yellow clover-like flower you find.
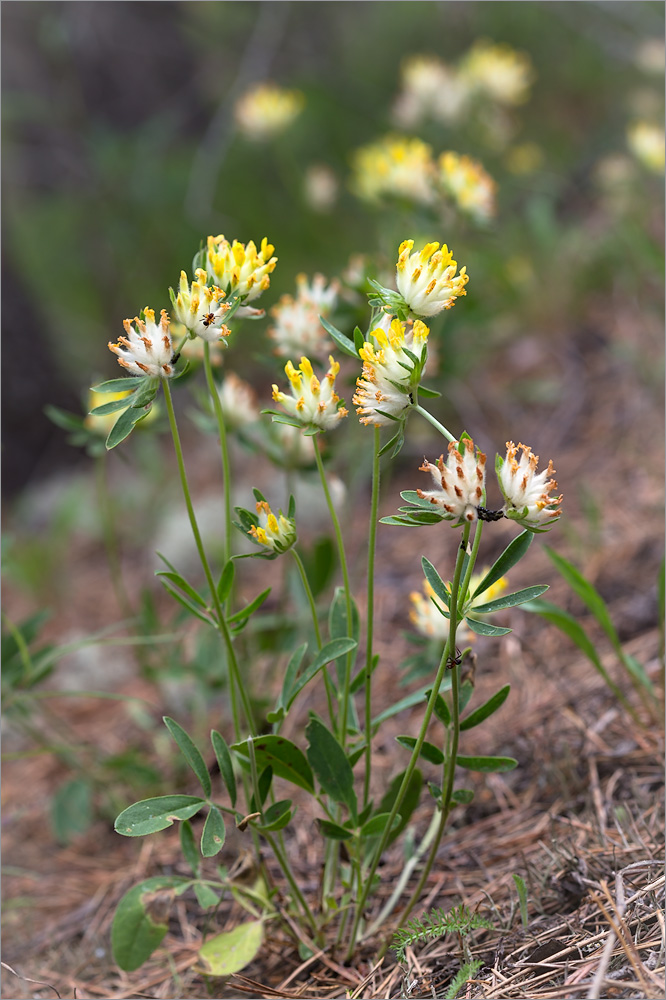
[353,317,429,426]
[417,436,487,524]
[206,235,277,305]
[108,308,175,378]
[627,121,665,174]
[248,500,297,553]
[438,152,497,223]
[272,355,348,432]
[170,269,231,343]
[497,441,562,531]
[234,83,304,141]
[352,135,437,205]
[396,239,469,317]
[459,40,534,106]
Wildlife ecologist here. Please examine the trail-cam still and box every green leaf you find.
[328,588,359,688]
[160,582,214,625]
[376,767,423,847]
[232,736,314,793]
[431,691,451,728]
[163,717,212,797]
[460,685,511,730]
[421,558,451,607]
[112,876,188,971]
[417,385,441,399]
[256,799,293,833]
[458,679,475,713]
[179,820,200,876]
[217,560,235,603]
[277,643,308,713]
[545,548,618,640]
[211,730,236,807]
[360,812,401,838]
[286,638,358,710]
[305,718,357,819]
[471,531,533,598]
[471,585,548,614]
[198,920,264,976]
[156,571,208,608]
[105,403,153,450]
[396,736,444,766]
[456,755,518,772]
[92,377,146,394]
[465,617,512,636]
[380,512,444,527]
[115,795,206,836]
[90,396,136,416]
[201,806,226,857]
[51,777,93,845]
[194,883,220,909]
[316,818,354,840]
[319,316,359,358]
[372,680,451,728]
[452,788,474,805]
[227,587,271,626]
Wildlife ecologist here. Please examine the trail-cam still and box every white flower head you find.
[396,239,469,317]
[108,308,175,378]
[234,83,304,141]
[304,164,339,212]
[248,500,297,553]
[417,436,487,524]
[393,56,471,128]
[497,441,562,531]
[218,373,259,429]
[353,317,429,426]
[459,40,534,106]
[272,355,348,432]
[206,235,277,306]
[352,134,437,205]
[438,152,497,223]
[268,273,338,360]
[627,121,665,174]
[170,269,231,343]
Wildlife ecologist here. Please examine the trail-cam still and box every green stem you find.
[346,523,471,959]
[313,439,354,745]
[290,548,336,728]
[162,381,255,738]
[202,341,232,565]
[413,403,456,444]
[363,427,381,807]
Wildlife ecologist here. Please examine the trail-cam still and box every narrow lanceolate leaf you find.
[197,920,264,977]
[111,876,188,971]
[430,691,451,728]
[396,736,444,766]
[465,617,512,637]
[90,395,137,416]
[372,681,451,728]
[256,799,293,833]
[460,685,511,731]
[278,643,308,712]
[163,717,212,797]
[179,820,200,876]
[160,583,215,626]
[456,755,518,772]
[471,531,533,598]
[231,735,314,793]
[360,812,402,839]
[319,316,359,358]
[227,588,271,625]
[216,560,235,603]
[471,585,548,614]
[316,818,354,840]
[200,806,226,857]
[156,572,208,608]
[115,795,206,836]
[286,638,358,710]
[306,718,357,821]
[92,377,145,394]
[105,404,152,450]
[211,730,236,807]
[421,558,450,607]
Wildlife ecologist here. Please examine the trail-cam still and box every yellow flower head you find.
[352,135,437,205]
[268,274,339,360]
[397,239,469,317]
[248,500,297,553]
[438,152,497,223]
[353,317,429,426]
[627,121,665,174]
[206,235,277,305]
[235,83,304,141]
[272,355,348,432]
[393,55,471,128]
[460,40,534,106]
[170,269,231,343]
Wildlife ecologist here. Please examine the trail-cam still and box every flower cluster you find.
[627,121,665,174]
[272,356,348,432]
[170,269,231,343]
[418,437,487,525]
[269,273,339,359]
[351,135,437,205]
[248,500,297,553]
[459,40,534,106]
[218,373,259,430]
[108,308,175,379]
[234,83,304,141]
[497,441,562,531]
[438,152,497,223]
[206,235,278,307]
[396,239,469,316]
[353,317,429,426]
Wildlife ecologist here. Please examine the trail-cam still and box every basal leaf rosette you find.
[496,441,562,532]
[169,269,231,343]
[353,317,429,426]
[270,355,348,434]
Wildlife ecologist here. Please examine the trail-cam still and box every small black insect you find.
[170,351,181,365]
[446,646,463,669]
[478,506,505,522]
[202,312,216,328]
